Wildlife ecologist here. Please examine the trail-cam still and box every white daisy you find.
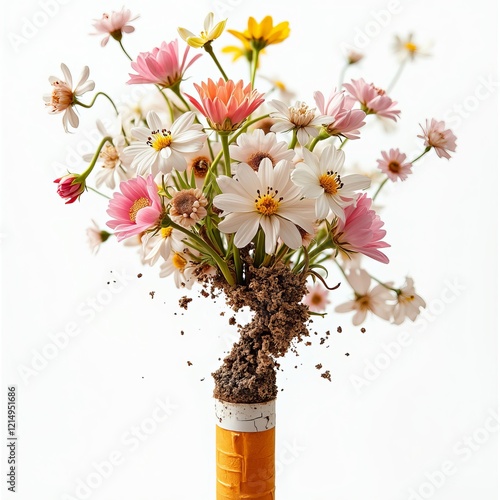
[123,111,206,176]
[291,144,371,220]
[335,269,393,325]
[214,159,316,254]
[44,63,95,132]
[229,129,295,171]
[159,248,196,289]
[269,99,332,146]
[141,227,185,266]
[392,278,426,325]
[83,118,130,190]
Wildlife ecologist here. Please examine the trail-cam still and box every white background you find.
[0,0,498,499]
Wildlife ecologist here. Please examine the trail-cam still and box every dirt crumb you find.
[315,363,323,370]
[179,296,192,310]
[321,370,331,382]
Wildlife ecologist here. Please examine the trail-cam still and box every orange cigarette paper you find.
[216,425,275,499]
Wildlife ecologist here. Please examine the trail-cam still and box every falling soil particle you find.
[315,363,323,370]
[321,370,331,382]
[361,328,366,333]
[179,296,192,310]
[149,291,155,299]
[337,326,342,333]
[137,273,143,278]
[187,361,193,366]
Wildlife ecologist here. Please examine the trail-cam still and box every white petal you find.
[277,217,302,249]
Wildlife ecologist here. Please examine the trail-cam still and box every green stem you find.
[87,186,111,199]
[372,178,388,202]
[232,239,243,284]
[202,149,224,190]
[75,92,119,114]
[229,114,270,144]
[80,136,114,180]
[167,220,235,286]
[220,134,232,177]
[410,147,431,163]
[309,136,321,151]
[370,273,400,293]
[250,47,260,89]
[387,57,408,93]
[155,85,175,122]
[170,83,193,113]
[289,129,298,150]
[118,40,133,61]
[332,257,349,280]
[204,42,229,81]
[339,138,349,150]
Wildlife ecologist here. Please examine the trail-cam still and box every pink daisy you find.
[91,8,139,47]
[376,148,413,182]
[343,78,400,121]
[303,283,330,312]
[106,175,163,241]
[314,89,366,140]
[418,118,457,159]
[331,193,390,264]
[128,39,202,88]
[185,78,265,132]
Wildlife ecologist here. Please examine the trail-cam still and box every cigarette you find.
[215,400,276,499]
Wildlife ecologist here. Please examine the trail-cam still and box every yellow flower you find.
[222,34,255,61]
[227,16,290,51]
[178,12,227,49]
[394,34,431,61]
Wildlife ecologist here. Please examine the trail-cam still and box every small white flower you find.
[269,99,333,146]
[335,269,393,325]
[214,159,316,254]
[83,118,130,190]
[86,220,111,254]
[291,144,371,220]
[43,63,95,132]
[159,248,196,289]
[392,278,426,324]
[229,129,295,171]
[123,111,206,176]
[141,227,185,266]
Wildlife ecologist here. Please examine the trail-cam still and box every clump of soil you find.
[212,263,309,404]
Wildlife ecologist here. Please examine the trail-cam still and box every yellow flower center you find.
[172,252,187,270]
[161,227,173,238]
[148,129,172,151]
[129,197,150,222]
[319,172,342,195]
[255,193,280,216]
[405,42,418,53]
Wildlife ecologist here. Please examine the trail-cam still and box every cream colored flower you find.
[178,12,227,48]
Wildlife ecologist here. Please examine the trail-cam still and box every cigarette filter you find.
[215,399,276,499]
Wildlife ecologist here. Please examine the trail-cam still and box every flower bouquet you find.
[45,8,456,498]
